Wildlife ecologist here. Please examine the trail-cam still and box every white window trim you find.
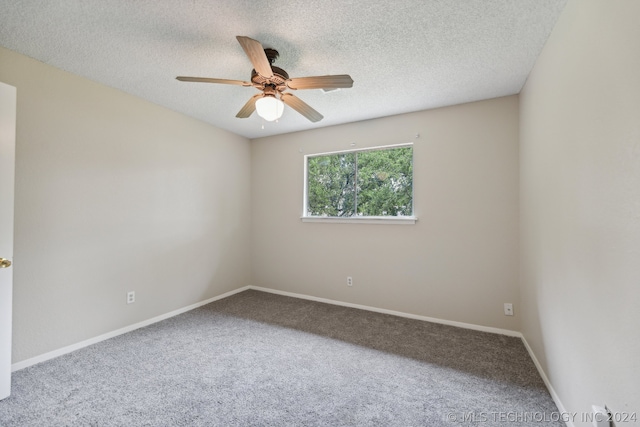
[302,143,416,224]
[301,216,417,225]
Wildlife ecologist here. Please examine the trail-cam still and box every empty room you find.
[0,0,638,426]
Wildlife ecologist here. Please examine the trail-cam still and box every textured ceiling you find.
[0,0,566,139]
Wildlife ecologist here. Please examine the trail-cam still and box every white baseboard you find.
[11,286,250,372]
[248,285,522,337]
[520,335,573,427]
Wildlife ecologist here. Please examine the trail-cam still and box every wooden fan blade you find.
[236,36,273,78]
[176,76,252,86]
[281,93,323,122]
[286,75,354,90]
[236,94,261,118]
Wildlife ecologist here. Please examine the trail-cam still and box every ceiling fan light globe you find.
[255,96,284,122]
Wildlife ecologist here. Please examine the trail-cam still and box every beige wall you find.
[0,46,251,362]
[520,0,640,423]
[251,96,520,331]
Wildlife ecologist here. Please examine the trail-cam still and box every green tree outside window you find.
[307,146,413,217]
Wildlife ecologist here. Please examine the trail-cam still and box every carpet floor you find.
[0,290,563,426]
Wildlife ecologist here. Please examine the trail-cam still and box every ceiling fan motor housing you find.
[250,48,289,87]
[251,66,289,86]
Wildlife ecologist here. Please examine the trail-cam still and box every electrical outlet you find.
[504,303,513,316]
[591,405,612,427]
[347,276,353,287]
[127,291,135,304]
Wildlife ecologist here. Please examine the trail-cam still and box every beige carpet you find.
[0,289,562,426]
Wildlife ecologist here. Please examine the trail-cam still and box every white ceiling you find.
[0,0,566,139]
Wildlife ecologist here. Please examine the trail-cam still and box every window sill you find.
[301,216,417,225]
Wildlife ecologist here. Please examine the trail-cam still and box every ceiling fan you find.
[176,36,353,123]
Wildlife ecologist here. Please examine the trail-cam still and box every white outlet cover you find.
[591,405,611,427]
[504,303,513,315]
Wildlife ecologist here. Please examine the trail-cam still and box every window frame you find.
[302,143,417,224]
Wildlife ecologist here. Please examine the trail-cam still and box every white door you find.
[0,81,16,400]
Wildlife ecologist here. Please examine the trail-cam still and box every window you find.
[303,144,415,223]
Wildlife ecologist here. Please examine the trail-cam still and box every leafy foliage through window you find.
[305,145,413,217]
